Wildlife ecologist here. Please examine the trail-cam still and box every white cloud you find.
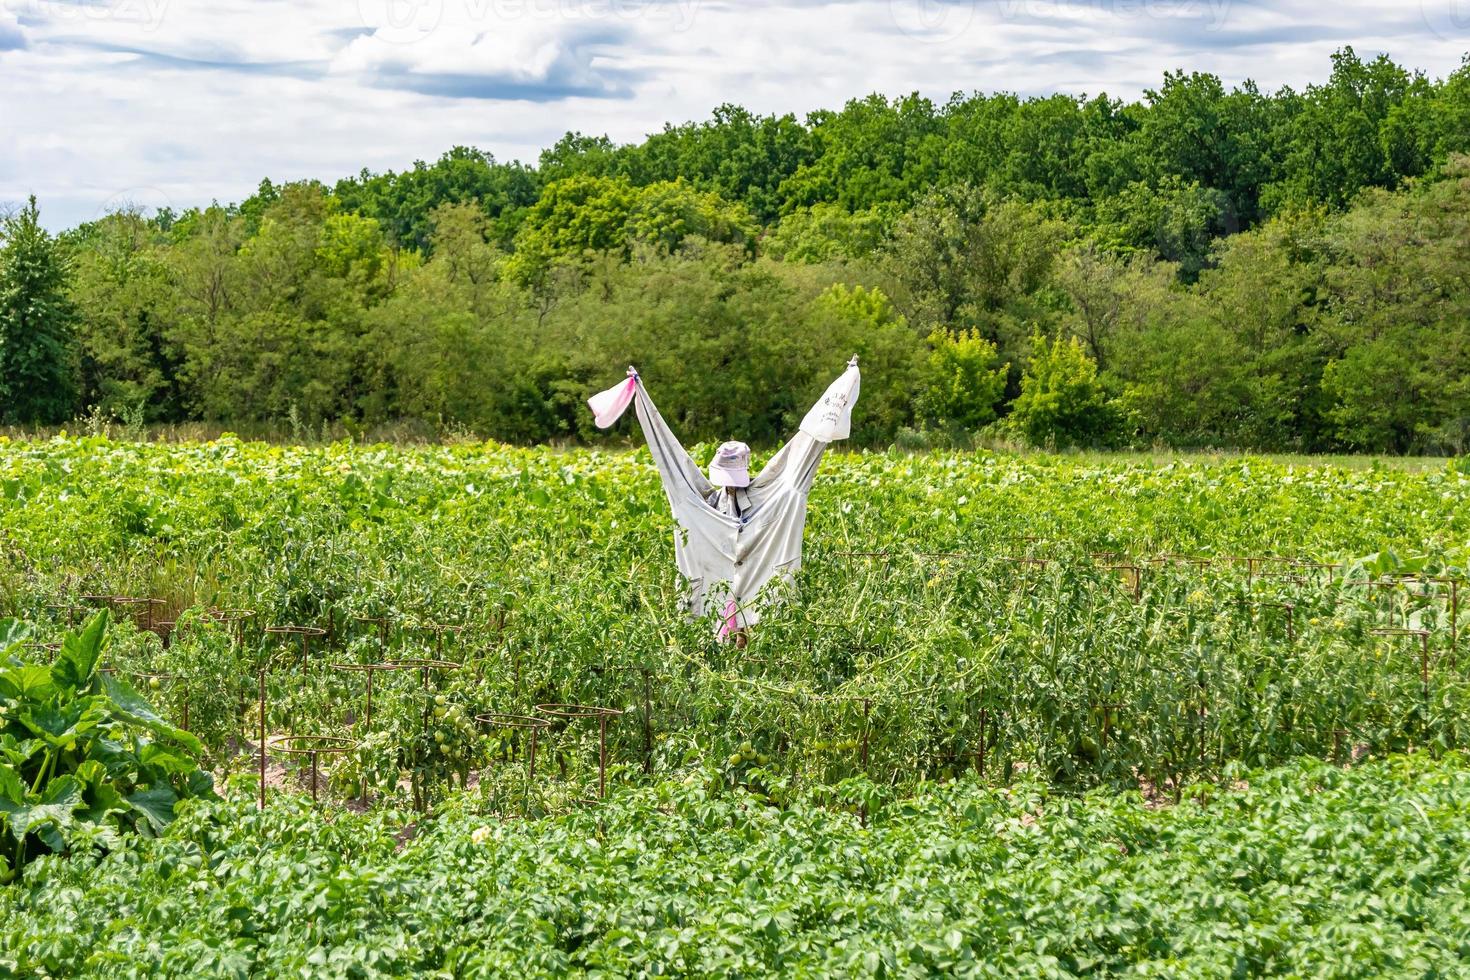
[0,0,1465,228]
[0,6,27,49]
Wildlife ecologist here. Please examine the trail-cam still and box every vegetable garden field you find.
[2,436,1469,976]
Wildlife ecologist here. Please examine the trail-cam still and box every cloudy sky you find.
[1,0,1466,229]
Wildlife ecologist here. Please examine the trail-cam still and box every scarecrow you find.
[589,358,861,643]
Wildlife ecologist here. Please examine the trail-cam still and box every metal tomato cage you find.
[112,596,168,632]
[43,600,87,628]
[353,614,397,659]
[329,661,399,731]
[1342,576,1462,668]
[474,712,551,781]
[254,625,328,809]
[1370,627,1435,704]
[201,607,257,648]
[596,663,656,774]
[412,623,467,662]
[534,703,623,800]
[263,625,328,676]
[1250,600,1297,642]
[271,734,357,804]
[383,657,461,690]
[21,640,62,662]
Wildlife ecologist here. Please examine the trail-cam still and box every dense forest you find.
[3,48,1469,452]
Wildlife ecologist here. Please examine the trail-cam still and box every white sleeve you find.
[750,360,859,496]
[633,381,714,505]
[798,359,861,442]
[749,431,827,496]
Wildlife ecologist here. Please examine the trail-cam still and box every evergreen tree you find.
[0,197,77,423]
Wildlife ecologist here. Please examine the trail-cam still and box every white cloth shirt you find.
[605,359,860,631]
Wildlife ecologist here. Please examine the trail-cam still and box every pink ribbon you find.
[587,374,638,429]
[717,600,740,640]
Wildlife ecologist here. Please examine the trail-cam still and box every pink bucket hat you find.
[708,441,751,488]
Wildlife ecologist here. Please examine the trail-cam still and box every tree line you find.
[3,48,1469,452]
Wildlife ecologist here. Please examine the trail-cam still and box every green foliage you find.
[0,612,215,881]
[507,175,756,290]
[66,210,181,421]
[332,146,541,253]
[1093,175,1232,280]
[761,202,894,262]
[1010,332,1121,448]
[1316,157,1470,453]
[15,51,1470,453]
[2,754,1470,975]
[4,436,1470,811]
[0,197,77,424]
[881,183,1064,376]
[916,328,1008,432]
[803,283,923,441]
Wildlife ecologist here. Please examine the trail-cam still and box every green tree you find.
[1010,331,1121,448]
[916,328,1008,432]
[804,283,924,441]
[1316,156,1470,452]
[67,209,181,420]
[762,203,895,263]
[883,184,1065,361]
[0,197,77,423]
[1093,176,1231,280]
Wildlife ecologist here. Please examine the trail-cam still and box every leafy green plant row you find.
[3,751,1469,977]
[2,440,1468,807]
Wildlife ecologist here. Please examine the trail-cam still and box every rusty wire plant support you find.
[252,637,324,808]
[1226,556,1297,587]
[153,620,176,649]
[354,614,396,658]
[414,623,467,662]
[1255,601,1296,642]
[1371,627,1434,697]
[1104,564,1143,601]
[535,703,623,799]
[1385,575,1462,668]
[44,600,86,628]
[264,625,328,676]
[329,662,398,731]
[1148,554,1214,571]
[600,664,656,773]
[111,596,167,632]
[22,640,62,661]
[1293,560,1341,585]
[475,713,551,781]
[272,735,356,803]
[384,657,461,689]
